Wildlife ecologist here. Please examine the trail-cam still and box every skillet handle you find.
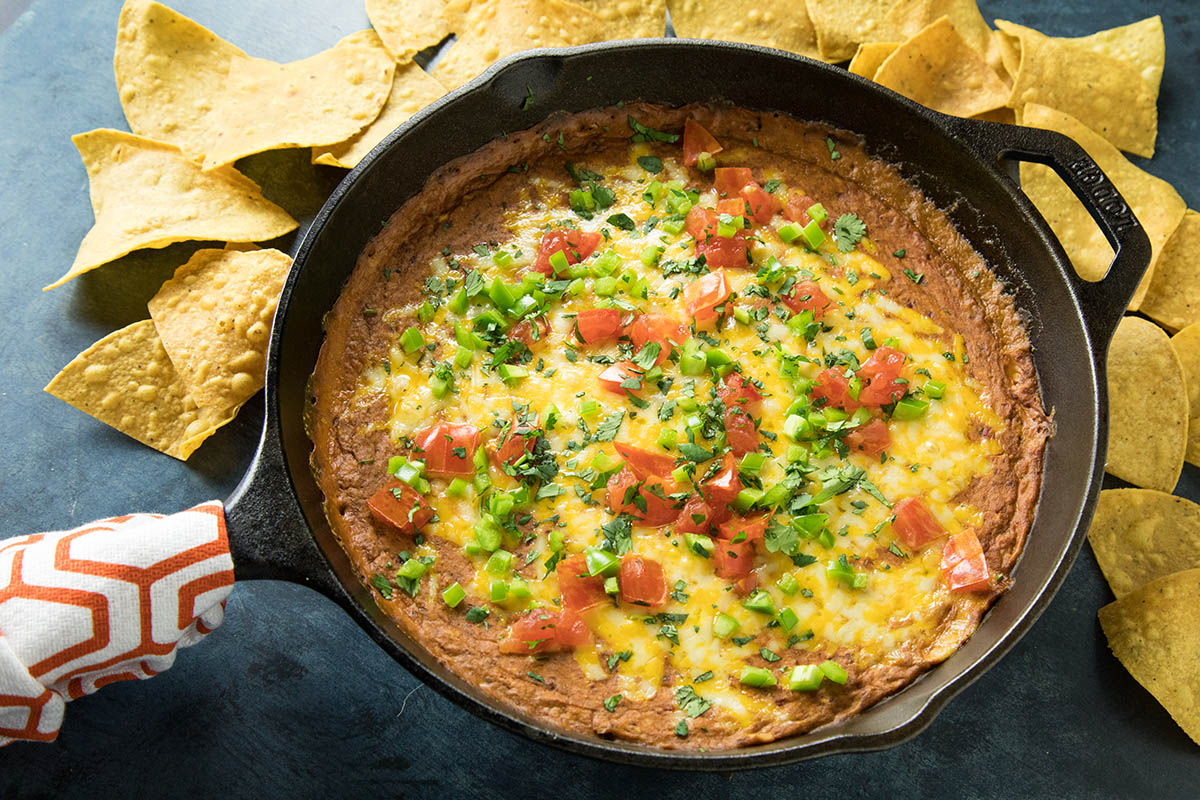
[224,419,356,614]
[946,116,1152,350]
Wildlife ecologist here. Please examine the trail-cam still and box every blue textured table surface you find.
[2,1,1198,796]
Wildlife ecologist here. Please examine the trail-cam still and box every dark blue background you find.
[1,1,1197,796]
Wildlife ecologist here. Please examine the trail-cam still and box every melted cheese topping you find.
[355,140,1004,730]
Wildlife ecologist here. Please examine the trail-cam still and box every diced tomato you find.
[606,467,679,526]
[783,280,832,318]
[556,554,609,613]
[490,423,539,469]
[714,167,754,197]
[508,316,549,349]
[739,182,780,225]
[856,346,908,407]
[940,530,991,592]
[812,368,862,413]
[733,571,759,596]
[614,442,676,480]
[892,497,946,550]
[717,514,767,544]
[717,372,762,411]
[533,228,602,276]
[858,346,906,383]
[701,453,743,511]
[629,313,687,365]
[682,118,723,167]
[683,269,732,324]
[412,422,480,478]
[844,418,891,457]
[597,360,644,396]
[713,539,755,579]
[618,555,669,607]
[499,608,591,654]
[783,193,821,224]
[675,495,714,536]
[367,480,434,534]
[575,308,624,344]
[723,406,758,456]
[686,206,749,269]
[716,197,745,217]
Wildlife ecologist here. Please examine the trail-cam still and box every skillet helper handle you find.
[947,117,1152,350]
[0,502,233,745]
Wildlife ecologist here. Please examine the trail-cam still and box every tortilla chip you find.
[313,62,446,169]
[992,28,1019,81]
[881,0,1001,73]
[872,17,1009,117]
[114,0,248,160]
[1098,569,1200,746]
[668,0,820,60]
[574,0,666,38]
[804,0,897,62]
[1105,316,1186,492]
[995,19,1159,157]
[366,0,452,61]
[1140,211,1200,333]
[44,320,235,460]
[148,248,291,412]
[971,106,1014,124]
[1017,104,1186,309]
[47,130,297,290]
[1169,321,1200,467]
[200,30,394,170]
[432,0,608,90]
[1063,15,1164,97]
[1089,489,1200,599]
[849,42,899,78]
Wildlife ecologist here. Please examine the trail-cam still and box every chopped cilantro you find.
[464,606,490,624]
[628,116,680,143]
[833,213,867,253]
[604,694,623,712]
[607,212,636,231]
[637,155,664,173]
[594,410,625,441]
[675,686,712,718]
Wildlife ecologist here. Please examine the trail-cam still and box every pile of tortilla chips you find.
[1089,490,1200,745]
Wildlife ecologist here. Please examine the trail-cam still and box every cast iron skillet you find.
[223,40,1149,769]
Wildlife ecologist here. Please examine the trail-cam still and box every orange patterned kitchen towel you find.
[0,502,233,744]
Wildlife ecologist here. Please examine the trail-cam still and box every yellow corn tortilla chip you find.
[114,0,248,160]
[848,42,898,78]
[881,0,1003,74]
[1017,103,1185,309]
[47,129,297,290]
[992,28,1019,82]
[872,17,1009,117]
[313,62,446,169]
[995,19,1158,157]
[573,0,666,38]
[366,0,452,61]
[971,106,1014,124]
[1089,489,1200,599]
[1063,15,1164,97]
[148,248,292,412]
[1140,211,1200,333]
[432,0,608,90]
[116,3,394,167]
[44,320,235,460]
[668,0,820,60]
[200,30,395,170]
[1105,316,1186,492]
[804,0,898,62]
[1169,321,1200,467]
[1098,569,1200,746]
